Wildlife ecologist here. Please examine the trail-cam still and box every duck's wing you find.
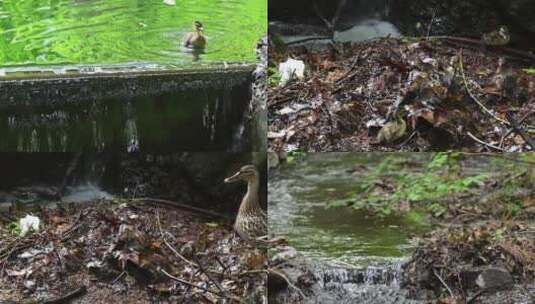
[183,32,194,47]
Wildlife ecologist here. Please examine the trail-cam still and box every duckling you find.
[224,165,267,242]
[376,115,407,144]
[482,26,510,46]
[183,21,206,49]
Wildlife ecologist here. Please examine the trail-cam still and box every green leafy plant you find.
[286,150,306,163]
[7,222,21,235]
[328,153,489,219]
[268,66,281,87]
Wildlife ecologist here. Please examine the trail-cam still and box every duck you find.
[224,165,267,242]
[183,21,206,49]
[482,26,510,46]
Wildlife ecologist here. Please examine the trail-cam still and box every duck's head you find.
[224,165,258,183]
[194,21,204,32]
[499,26,509,35]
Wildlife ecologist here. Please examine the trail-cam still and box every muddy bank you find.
[401,179,535,303]
[268,39,535,152]
[0,200,266,304]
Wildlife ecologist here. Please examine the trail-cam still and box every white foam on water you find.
[62,183,113,203]
[334,19,400,42]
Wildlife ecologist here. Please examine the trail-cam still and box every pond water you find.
[269,153,431,267]
[0,0,266,71]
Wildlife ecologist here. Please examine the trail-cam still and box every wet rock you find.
[460,267,514,291]
[475,267,514,291]
[272,246,299,264]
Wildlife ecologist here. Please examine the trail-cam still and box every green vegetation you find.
[327,153,534,220]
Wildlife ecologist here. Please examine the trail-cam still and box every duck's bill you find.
[224,172,242,183]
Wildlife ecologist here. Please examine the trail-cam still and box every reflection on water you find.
[0,0,266,69]
[269,153,429,266]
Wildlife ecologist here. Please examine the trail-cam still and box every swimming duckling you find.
[183,21,206,49]
[482,26,510,46]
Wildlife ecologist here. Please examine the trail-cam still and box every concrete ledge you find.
[0,65,254,108]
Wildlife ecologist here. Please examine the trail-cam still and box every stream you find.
[269,153,431,302]
[268,153,528,303]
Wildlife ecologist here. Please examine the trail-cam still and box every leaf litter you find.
[268,38,535,152]
[0,200,266,303]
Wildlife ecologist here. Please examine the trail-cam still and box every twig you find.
[397,130,417,148]
[285,36,332,46]
[214,256,230,274]
[505,111,535,149]
[155,210,195,267]
[39,285,87,304]
[334,51,362,85]
[156,210,229,297]
[60,210,85,242]
[426,10,436,39]
[112,271,126,284]
[433,268,455,300]
[331,52,363,94]
[239,269,268,276]
[269,268,306,299]
[132,197,229,220]
[193,256,225,293]
[467,131,505,151]
[418,36,535,62]
[313,1,333,32]
[160,268,240,301]
[466,290,484,304]
[459,50,509,126]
